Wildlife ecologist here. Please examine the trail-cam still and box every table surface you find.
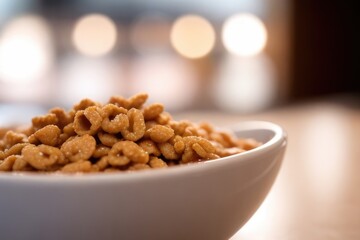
[176,98,360,240]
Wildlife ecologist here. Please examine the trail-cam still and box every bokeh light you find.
[58,56,124,106]
[213,54,275,112]
[130,54,198,110]
[222,13,267,56]
[0,15,53,84]
[170,15,215,59]
[72,14,117,57]
[129,14,171,54]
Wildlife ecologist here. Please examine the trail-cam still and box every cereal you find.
[33,125,61,146]
[143,103,164,120]
[147,125,174,143]
[73,106,103,136]
[60,135,96,162]
[0,93,261,173]
[22,144,65,170]
[121,108,146,141]
[101,104,128,134]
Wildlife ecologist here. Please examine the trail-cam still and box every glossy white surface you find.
[0,121,286,240]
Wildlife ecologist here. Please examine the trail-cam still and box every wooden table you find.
[176,98,360,240]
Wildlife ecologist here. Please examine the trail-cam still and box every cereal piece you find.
[103,155,130,167]
[127,93,148,109]
[121,108,145,141]
[158,142,179,160]
[3,131,27,148]
[0,150,4,160]
[236,138,261,150]
[155,112,171,125]
[104,168,121,173]
[4,143,29,158]
[143,121,158,138]
[147,125,174,143]
[32,113,58,131]
[101,104,129,134]
[73,106,103,136]
[128,163,151,171]
[63,123,75,135]
[173,136,185,154]
[143,103,164,120]
[216,147,245,157]
[97,131,120,147]
[61,134,96,162]
[73,98,99,112]
[22,144,66,170]
[12,156,32,171]
[138,140,161,156]
[181,136,216,163]
[170,121,191,136]
[149,157,167,168]
[0,155,18,171]
[61,161,92,173]
[110,141,149,164]
[50,107,72,129]
[93,145,111,158]
[33,125,61,146]
[93,156,109,170]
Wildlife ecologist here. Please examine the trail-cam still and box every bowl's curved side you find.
[0,122,287,240]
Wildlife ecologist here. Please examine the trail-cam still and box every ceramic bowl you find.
[0,121,286,240]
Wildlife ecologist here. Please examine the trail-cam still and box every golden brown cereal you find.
[22,144,65,170]
[121,108,145,141]
[172,135,185,154]
[143,103,164,120]
[93,145,111,158]
[127,93,148,109]
[109,96,130,109]
[50,108,73,129]
[4,143,29,159]
[155,112,172,125]
[0,93,261,173]
[93,156,109,170]
[149,157,167,169]
[3,131,27,148]
[61,161,92,173]
[147,125,174,143]
[73,106,103,136]
[33,125,61,146]
[61,135,96,162]
[158,142,179,160]
[101,104,128,134]
[73,98,99,111]
[110,141,149,164]
[128,163,151,171]
[12,156,32,171]
[138,140,161,157]
[0,155,18,171]
[97,131,120,147]
[32,113,58,131]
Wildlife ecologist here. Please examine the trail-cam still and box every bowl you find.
[0,121,287,240]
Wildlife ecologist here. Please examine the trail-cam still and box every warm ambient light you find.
[72,14,117,57]
[129,14,171,54]
[0,15,53,84]
[222,13,267,56]
[170,15,215,59]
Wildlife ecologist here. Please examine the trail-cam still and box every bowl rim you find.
[0,121,287,183]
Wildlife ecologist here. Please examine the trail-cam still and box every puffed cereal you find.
[0,93,261,173]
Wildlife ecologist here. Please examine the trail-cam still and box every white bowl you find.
[0,121,286,240]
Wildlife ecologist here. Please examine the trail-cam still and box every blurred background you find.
[1,0,357,119]
[0,1,359,239]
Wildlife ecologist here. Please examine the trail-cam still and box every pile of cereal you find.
[0,93,260,173]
